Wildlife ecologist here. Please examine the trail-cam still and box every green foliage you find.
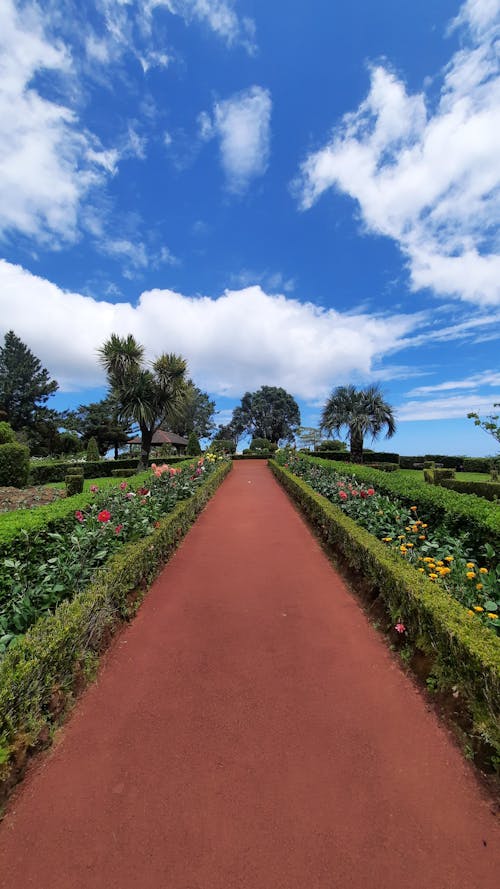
[0,461,231,795]
[270,460,500,756]
[249,437,277,452]
[110,469,136,478]
[467,404,500,446]
[463,457,497,473]
[364,462,399,472]
[433,468,456,484]
[62,396,132,458]
[424,469,434,484]
[211,439,236,455]
[28,456,186,486]
[170,381,216,440]
[0,331,58,437]
[187,431,202,455]
[423,461,435,469]
[86,436,100,462]
[65,474,84,496]
[229,386,301,444]
[315,439,346,452]
[0,423,15,445]
[440,479,500,501]
[0,443,30,487]
[320,384,396,463]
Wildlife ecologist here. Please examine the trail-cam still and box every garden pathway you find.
[0,460,499,888]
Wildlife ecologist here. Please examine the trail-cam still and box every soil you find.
[0,484,65,513]
[0,461,499,888]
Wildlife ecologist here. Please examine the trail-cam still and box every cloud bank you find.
[295,0,500,306]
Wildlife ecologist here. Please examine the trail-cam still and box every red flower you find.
[395,622,406,634]
[115,524,123,535]
[75,510,84,523]
[360,490,367,499]
[97,509,111,523]
[367,488,375,496]
[339,490,348,501]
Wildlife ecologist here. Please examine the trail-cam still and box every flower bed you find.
[270,456,500,762]
[0,459,221,652]
[0,457,231,801]
[278,453,499,635]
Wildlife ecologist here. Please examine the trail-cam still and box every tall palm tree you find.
[320,384,396,463]
[99,334,187,469]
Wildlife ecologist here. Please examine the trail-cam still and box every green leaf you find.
[484,600,498,612]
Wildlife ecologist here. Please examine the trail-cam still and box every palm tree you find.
[99,334,187,469]
[320,384,396,463]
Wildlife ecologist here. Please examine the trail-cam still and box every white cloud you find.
[408,370,500,396]
[295,1,500,306]
[99,239,179,275]
[398,393,500,421]
[147,0,256,52]
[0,0,119,245]
[0,259,420,398]
[202,86,272,192]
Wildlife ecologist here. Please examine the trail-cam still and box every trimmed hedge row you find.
[440,478,500,501]
[232,454,271,460]
[270,460,500,754]
[307,456,500,554]
[0,460,231,796]
[28,455,187,485]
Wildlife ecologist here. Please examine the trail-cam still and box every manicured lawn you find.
[396,469,491,483]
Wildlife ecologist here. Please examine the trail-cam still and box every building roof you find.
[128,429,188,446]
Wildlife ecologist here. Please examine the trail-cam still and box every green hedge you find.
[0,460,231,795]
[65,474,84,496]
[270,460,500,755]
[463,457,498,474]
[440,479,500,501]
[307,456,500,554]
[364,462,399,472]
[0,443,30,488]
[110,469,136,478]
[29,456,187,485]
[433,468,456,484]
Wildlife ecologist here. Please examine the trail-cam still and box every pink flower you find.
[367,488,375,496]
[395,622,406,634]
[97,509,111,523]
[75,510,84,523]
[126,492,135,500]
[339,490,348,501]
[90,485,99,493]
[115,524,123,535]
[119,482,128,490]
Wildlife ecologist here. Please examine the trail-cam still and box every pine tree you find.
[0,331,58,433]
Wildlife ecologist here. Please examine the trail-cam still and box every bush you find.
[65,474,84,496]
[463,457,497,474]
[0,423,15,445]
[423,469,434,484]
[433,468,456,485]
[29,456,187,485]
[0,443,30,487]
[440,479,500,502]
[315,451,351,462]
[86,437,100,462]
[0,460,231,802]
[423,461,435,469]
[249,437,278,453]
[364,462,399,472]
[270,460,500,758]
[187,432,201,456]
[66,466,84,476]
[368,451,400,464]
[111,469,136,478]
[315,440,346,452]
[211,439,236,455]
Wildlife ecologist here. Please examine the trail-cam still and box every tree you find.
[99,333,188,469]
[230,386,301,444]
[63,396,132,458]
[187,431,202,455]
[169,381,216,440]
[467,404,500,449]
[0,330,58,437]
[320,384,396,463]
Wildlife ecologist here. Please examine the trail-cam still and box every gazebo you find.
[128,429,189,456]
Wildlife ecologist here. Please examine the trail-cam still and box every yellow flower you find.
[421,523,428,529]
[466,572,476,580]
[423,557,432,562]
[400,546,407,554]
[418,568,425,573]
[382,537,393,542]
[412,525,419,533]
[488,613,498,620]
[467,609,474,615]
[410,506,417,511]
[476,583,483,591]
[473,606,484,612]
[440,567,451,575]
[405,526,411,531]
[466,562,475,569]
[479,567,488,575]
[444,556,453,562]
[436,560,444,566]
[406,542,414,547]
[418,535,426,540]
[397,535,405,540]
[429,573,438,580]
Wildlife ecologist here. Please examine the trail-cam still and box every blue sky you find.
[1,0,499,455]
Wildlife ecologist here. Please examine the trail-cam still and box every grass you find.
[396,469,491,484]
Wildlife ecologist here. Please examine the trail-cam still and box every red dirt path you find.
[0,460,499,888]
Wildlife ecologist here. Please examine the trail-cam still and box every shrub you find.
[66,466,84,476]
[315,440,346,452]
[249,437,278,453]
[463,457,495,474]
[211,439,236,455]
[368,451,400,464]
[423,461,435,469]
[29,456,187,485]
[0,443,30,487]
[86,437,100,461]
[187,432,201,456]
[270,460,500,757]
[423,469,434,484]
[65,474,84,496]
[440,479,500,501]
[364,462,399,472]
[315,451,351,462]
[433,468,456,485]
[110,469,136,478]
[0,423,15,445]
